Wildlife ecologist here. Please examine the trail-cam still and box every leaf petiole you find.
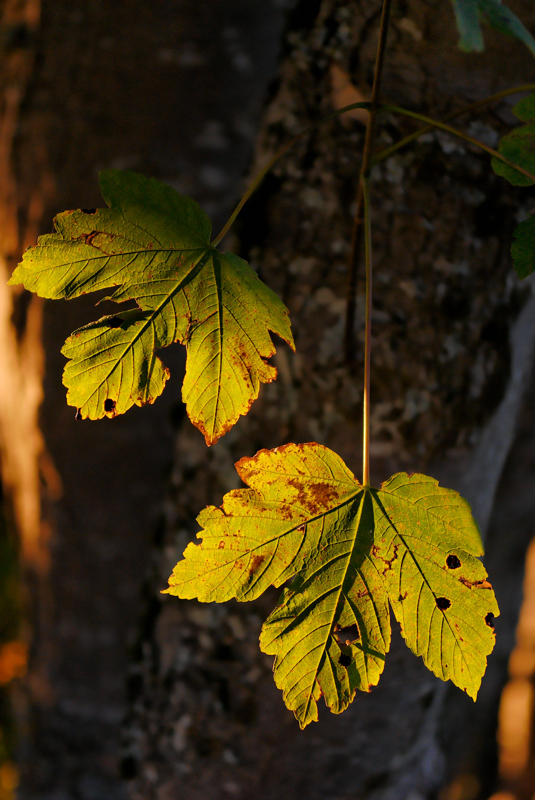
[381,103,535,183]
[344,0,392,362]
[362,175,372,488]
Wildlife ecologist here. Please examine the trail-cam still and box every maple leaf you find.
[492,93,535,186]
[166,442,499,728]
[9,170,294,444]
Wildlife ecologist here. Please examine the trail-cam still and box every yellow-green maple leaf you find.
[9,170,294,444]
[166,442,499,728]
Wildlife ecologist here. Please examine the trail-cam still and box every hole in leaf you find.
[338,654,351,667]
[485,612,495,628]
[104,399,116,413]
[436,597,451,610]
[107,316,124,328]
[335,623,360,643]
[446,554,461,570]
[75,409,82,421]
[81,208,97,214]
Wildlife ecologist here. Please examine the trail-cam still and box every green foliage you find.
[9,170,294,445]
[492,94,535,186]
[166,443,498,728]
[451,0,535,55]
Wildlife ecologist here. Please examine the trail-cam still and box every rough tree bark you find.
[122,2,535,800]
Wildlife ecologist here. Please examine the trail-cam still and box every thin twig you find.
[344,0,392,363]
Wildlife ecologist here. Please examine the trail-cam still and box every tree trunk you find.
[123,2,535,799]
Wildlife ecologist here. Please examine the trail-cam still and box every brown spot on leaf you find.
[446,554,461,570]
[218,541,225,549]
[310,482,340,507]
[459,576,492,590]
[380,544,399,575]
[277,504,294,521]
[82,230,98,246]
[248,554,265,577]
[436,597,451,610]
[285,478,340,515]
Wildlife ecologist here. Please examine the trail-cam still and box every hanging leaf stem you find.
[362,176,372,487]
[343,0,392,363]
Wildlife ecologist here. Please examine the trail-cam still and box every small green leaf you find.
[492,93,535,186]
[166,443,499,728]
[9,170,294,444]
[511,215,535,278]
[451,0,535,56]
